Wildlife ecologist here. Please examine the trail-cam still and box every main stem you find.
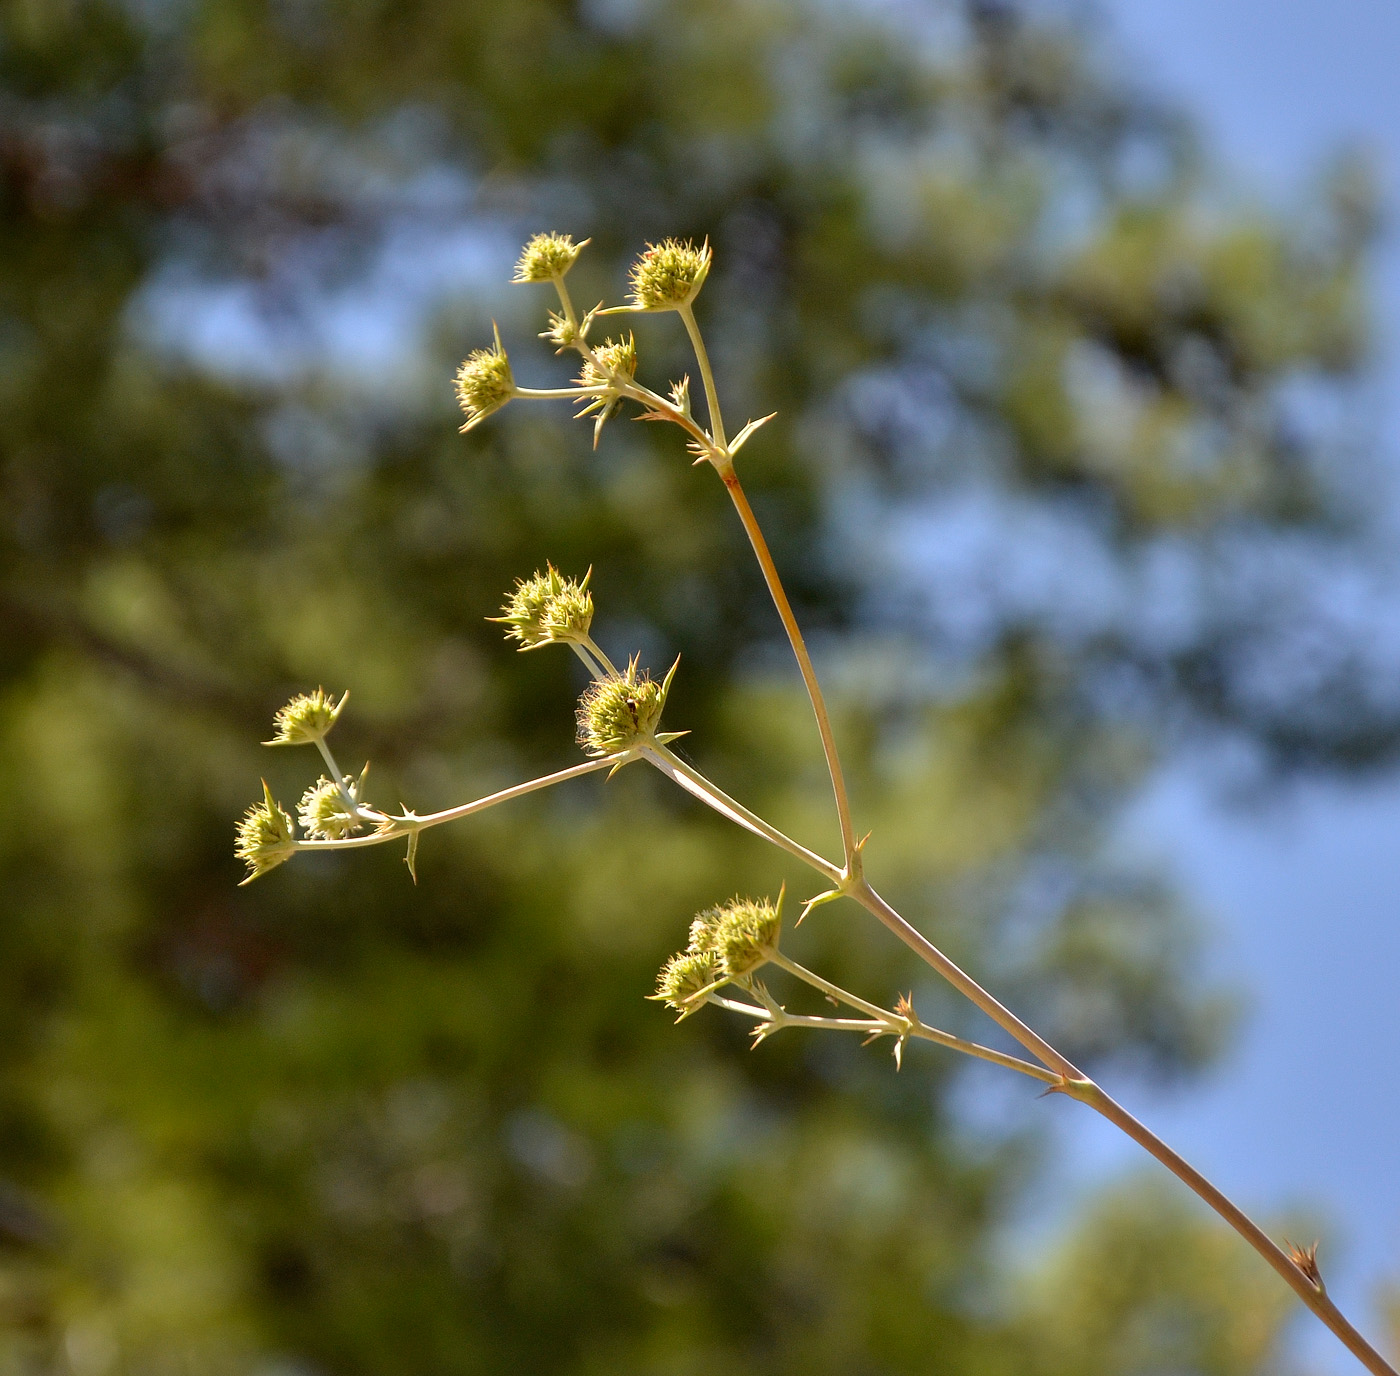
[708,459,1396,1376]
[715,459,860,871]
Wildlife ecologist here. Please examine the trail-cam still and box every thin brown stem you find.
[714,460,859,871]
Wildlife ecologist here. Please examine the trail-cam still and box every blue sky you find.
[1059,4,1400,1369]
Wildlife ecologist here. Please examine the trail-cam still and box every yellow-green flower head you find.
[236,781,296,884]
[492,565,593,649]
[711,894,783,978]
[578,334,638,390]
[513,232,587,284]
[299,776,362,840]
[576,656,678,756]
[628,238,711,311]
[455,323,515,432]
[654,949,720,1012]
[265,687,348,746]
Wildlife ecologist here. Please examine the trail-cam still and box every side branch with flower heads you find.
[235,231,1398,1376]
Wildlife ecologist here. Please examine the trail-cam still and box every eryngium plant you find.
[238,232,1396,1376]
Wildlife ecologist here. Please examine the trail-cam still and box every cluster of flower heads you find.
[492,565,594,649]
[654,894,785,1017]
[236,689,367,883]
[453,232,711,437]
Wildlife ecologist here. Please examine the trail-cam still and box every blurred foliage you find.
[0,0,1388,1370]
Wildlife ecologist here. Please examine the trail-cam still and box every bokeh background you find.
[2,0,1397,1373]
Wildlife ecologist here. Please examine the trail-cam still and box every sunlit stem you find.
[515,385,611,401]
[642,743,842,884]
[714,459,859,870]
[678,302,726,447]
[568,640,609,681]
[293,754,626,853]
[579,633,619,677]
[766,950,1059,1084]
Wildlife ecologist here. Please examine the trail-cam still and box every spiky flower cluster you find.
[576,657,676,756]
[492,565,593,649]
[455,325,515,431]
[513,232,586,283]
[265,688,347,746]
[654,894,784,1013]
[628,238,711,311]
[299,776,363,840]
[236,782,296,884]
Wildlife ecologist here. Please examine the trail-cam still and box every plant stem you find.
[678,302,726,448]
[767,949,1059,1084]
[294,754,625,852]
[642,744,842,883]
[713,459,860,871]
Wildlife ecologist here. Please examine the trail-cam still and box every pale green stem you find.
[766,950,1059,1084]
[713,460,860,871]
[294,754,626,853]
[579,633,620,678]
[678,302,726,447]
[567,640,610,681]
[641,743,842,884]
[514,385,611,401]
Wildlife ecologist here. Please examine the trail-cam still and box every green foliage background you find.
[0,0,1392,1371]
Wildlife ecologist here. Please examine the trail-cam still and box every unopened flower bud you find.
[299,776,362,840]
[492,565,593,649]
[576,656,678,756]
[236,781,297,883]
[513,232,586,284]
[265,688,347,747]
[711,894,783,978]
[628,238,711,311]
[455,324,515,431]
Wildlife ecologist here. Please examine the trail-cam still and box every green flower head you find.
[711,894,783,978]
[513,232,587,283]
[575,656,679,757]
[578,334,638,390]
[299,776,362,840]
[492,565,593,649]
[265,687,347,746]
[236,781,296,884]
[455,323,515,431]
[628,238,711,311]
[653,949,721,1013]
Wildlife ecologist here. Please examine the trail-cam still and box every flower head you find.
[710,894,784,978]
[455,323,515,431]
[265,688,347,747]
[576,656,679,756]
[236,781,297,884]
[628,238,711,311]
[578,334,638,390]
[299,776,362,840]
[513,232,586,283]
[492,565,593,649]
[653,949,721,1013]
